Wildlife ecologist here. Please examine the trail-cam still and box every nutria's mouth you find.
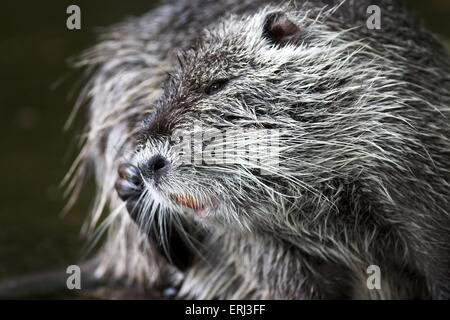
[170,194,218,218]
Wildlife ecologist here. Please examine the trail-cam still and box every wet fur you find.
[67,0,450,299]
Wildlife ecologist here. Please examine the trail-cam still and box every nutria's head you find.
[115,6,424,242]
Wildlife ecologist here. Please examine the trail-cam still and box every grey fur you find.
[67,0,450,299]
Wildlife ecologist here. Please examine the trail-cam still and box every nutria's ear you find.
[263,12,301,46]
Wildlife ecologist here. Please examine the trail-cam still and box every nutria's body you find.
[69,0,450,299]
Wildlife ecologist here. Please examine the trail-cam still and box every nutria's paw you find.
[115,163,144,218]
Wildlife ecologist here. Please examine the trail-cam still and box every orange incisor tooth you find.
[175,195,202,210]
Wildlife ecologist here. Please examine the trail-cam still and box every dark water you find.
[0,0,448,289]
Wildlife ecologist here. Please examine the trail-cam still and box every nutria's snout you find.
[115,155,171,216]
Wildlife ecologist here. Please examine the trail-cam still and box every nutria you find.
[69,0,450,299]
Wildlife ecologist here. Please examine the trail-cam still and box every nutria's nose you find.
[145,155,171,180]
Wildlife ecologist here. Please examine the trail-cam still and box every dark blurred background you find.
[0,0,449,283]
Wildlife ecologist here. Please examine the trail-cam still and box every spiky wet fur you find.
[67,0,450,299]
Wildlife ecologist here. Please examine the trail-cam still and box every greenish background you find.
[0,0,449,283]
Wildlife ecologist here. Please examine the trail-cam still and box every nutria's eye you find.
[205,79,228,95]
